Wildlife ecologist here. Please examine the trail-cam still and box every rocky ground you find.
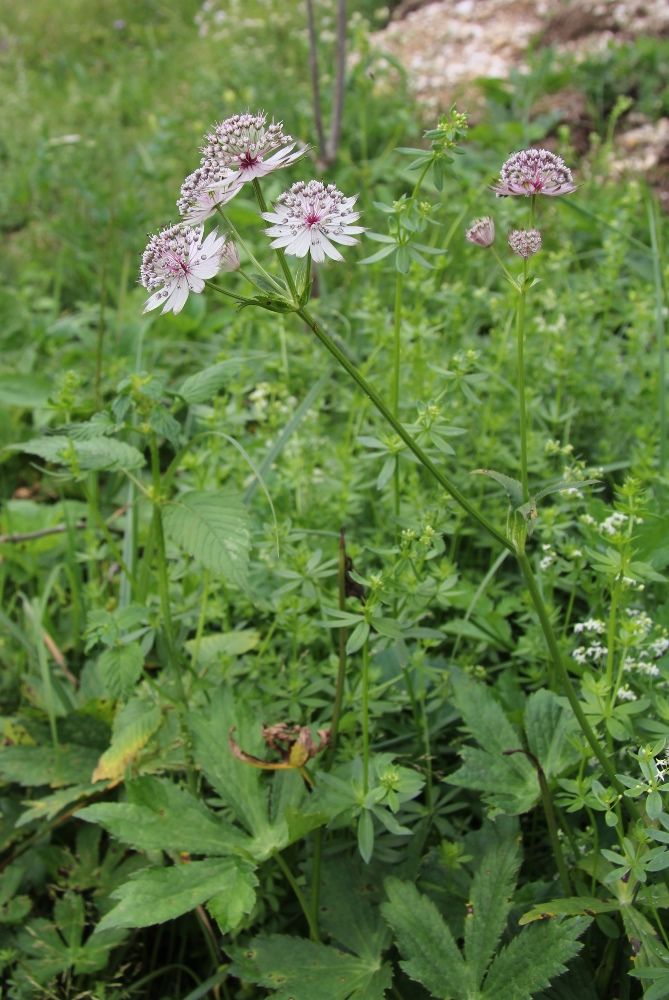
[373,0,669,203]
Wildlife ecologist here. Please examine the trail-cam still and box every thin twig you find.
[305,0,327,158]
[0,506,126,545]
[326,0,347,163]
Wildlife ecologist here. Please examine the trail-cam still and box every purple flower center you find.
[239,152,259,170]
[305,212,321,227]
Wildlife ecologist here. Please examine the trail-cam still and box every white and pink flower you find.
[140,224,239,315]
[202,112,305,187]
[262,180,363,263]
[177,163,241,225]
[493,148,576,197]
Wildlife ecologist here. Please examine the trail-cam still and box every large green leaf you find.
[178,359,252,404]
[382,878,468,998]
[184,629,260,665]
[482,917,589,999]
[163,489,249,585]
[97,857,257,931]
[230,935,392,1000]
[98,642,144,698]
[524,690,580,780]
[0,745,100,788]
[320,861,391,961]
[15,435,145,471]
[464,836,520,989]
[447,671,537,815]
[0,373,52,408]
[91,698,162,783]
[77,776,253,856]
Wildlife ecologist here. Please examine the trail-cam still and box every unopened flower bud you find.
[508,228,542,258]
[465,216,495,247]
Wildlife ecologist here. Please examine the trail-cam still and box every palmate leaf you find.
[230,935,392,1000]
[77,776,253,857]
[447,671,537,815]
[319,860,391,960]
[163,489,249,586]
[481,917,590,999]
[0,744,101,789]
[382,879,468,998]
[464,835,521,989]
[97,857,257,932]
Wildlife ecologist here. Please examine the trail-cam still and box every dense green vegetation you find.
[2,2,669,997]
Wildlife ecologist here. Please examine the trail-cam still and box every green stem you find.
[252,179,299,301]
[275,852,320,941]
[517,552,639,820]
[647,196,667,481]
[327,530,348,763]
[297,307,512,551]
[392,271,403,522]
[214,205,283,294]
[362,636,370,794]
[516,264,529,502]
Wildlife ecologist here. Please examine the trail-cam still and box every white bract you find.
[262,180,364,263]
[140,225,238,315]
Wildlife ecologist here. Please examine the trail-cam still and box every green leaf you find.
[357,810,374,864]
[472,469,524,508]
[98,642,144,699]
[464,836,520,988]
[178,360,252,405]
[163,489,249,586]
[447,672,538,815]
[382,878,468,998]
[0,744,101,789]
[0,373,52,408]
[230,935,392,1000]
[347,620,370,655]
[14,435,145,472]
[91,698,162,783]
[77,776,253,856]
[519,897,619,925]
[524,689,580,780]
[184,629,260,665]
[97,857,256,931]
[482,917,589,999]
[319,860,391,960]
[207,862,258,933]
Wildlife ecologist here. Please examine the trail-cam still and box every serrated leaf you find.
[319,860,391,960]
[77,776,253,855]
[519,897,618,925]
[230,934,392,1000]
[207,863,258,932]
[184,629,259,664]
[163,489,249,585]
[0,745,101,789]
[465,837,520,988]
[91,699,161,784]
[97,857,255,931]
[382,878,468,997]
[178,359,250,404]
[524,689,580,780]
[98,643,144,699]
[15,435,145,472]
[482,917,589,999]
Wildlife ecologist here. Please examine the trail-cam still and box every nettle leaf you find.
[15,435,145,472]
[0,373,52,408]
[447,672,537,815]
[481,917,590,999]
[97,857,256,931]
[382,878,468,998]
[91,699,162,784]
[98,642,144,699]
[77,776,252,856]
[163,489,250,586]
[524,689,581,780]
[177,359,252,404]
[230,934,392,1000]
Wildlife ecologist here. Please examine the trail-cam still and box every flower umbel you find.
[262,180,364,263]
[202,111,305,186]
[177,162,241,225]
[508,229,542,258]
[493,148,576,197]
[465,216,495,247]
[140,224,238,315]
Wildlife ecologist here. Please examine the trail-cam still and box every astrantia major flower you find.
[177,163,241,225]
[202,111,305,186]
[140,224,238,315]
[493,148,576,197]
[262,180,364,263]
[508,228,542,258]
[465,216,495,247]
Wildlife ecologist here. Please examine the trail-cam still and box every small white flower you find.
[202,111,305,186]
[539,555,555,570]
[140,224,238,315]
[617,685,637,702]
[262,180,364,263]
[177,163,242,224]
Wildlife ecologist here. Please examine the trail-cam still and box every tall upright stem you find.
[516,265,529,502]
[297,307,512,551]
[392,272,403,520]
[361,637,370,794]
[647,196,667,482]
